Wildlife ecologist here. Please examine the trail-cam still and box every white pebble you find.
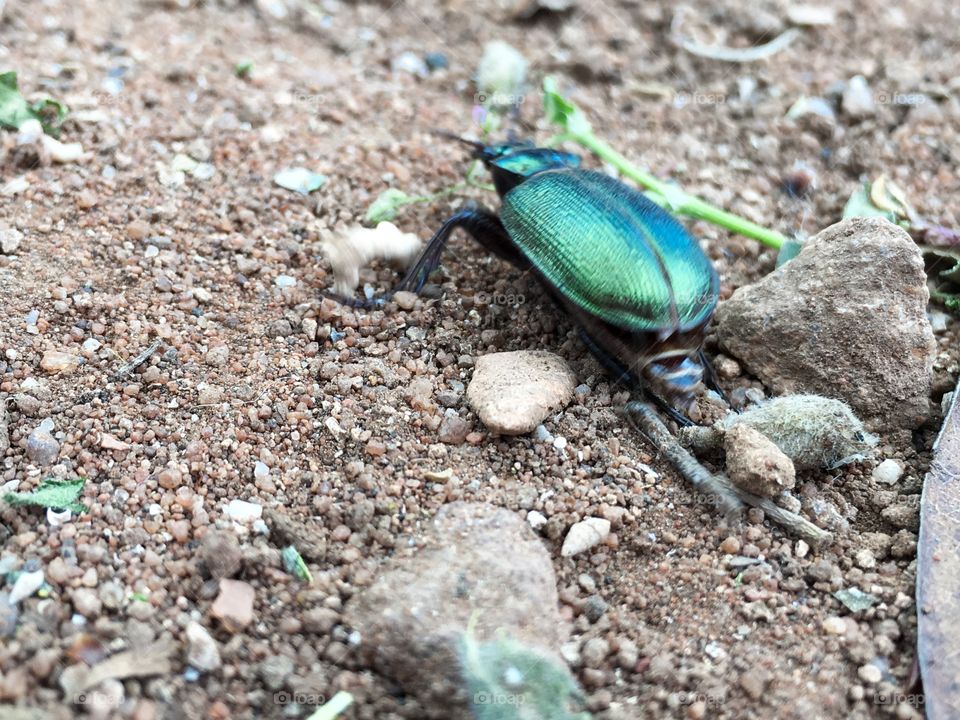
[9,569,45,604]
[47,508,72,526]
[226,499,263,523]
[254,461,270,479]
[274,275,297,288]
[857,664,882,684]
[526,510,547,531]
[822,616,847,635]
[561,517,611,557]
[872,459,904,485]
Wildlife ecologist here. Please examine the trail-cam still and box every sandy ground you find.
[1,0,960,718]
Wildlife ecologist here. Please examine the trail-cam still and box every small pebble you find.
[25,428,60,466]
[40,351,80,373]
[719,537,741,554]
[527,510,547,531]
[186,621,221,671]
[226,500,263,524]
[822,616,847,635]
[872,459,904,485]
[561,518,611,557]
[857,664,882,684]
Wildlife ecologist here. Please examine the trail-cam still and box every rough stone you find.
[345,502,569,718]
[210,579,255,631]
[724,424,796,498]
[716,218,935,430]
[466,350,577,435]
[200,530,242,579]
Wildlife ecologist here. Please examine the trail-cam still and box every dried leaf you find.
[869,175,912,220]
[918,382,960,718]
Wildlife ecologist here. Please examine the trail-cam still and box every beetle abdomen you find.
[500,169,718,333]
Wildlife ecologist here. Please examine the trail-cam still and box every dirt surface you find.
[1,0,960,718]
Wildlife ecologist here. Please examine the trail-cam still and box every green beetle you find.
[340,139,723,425]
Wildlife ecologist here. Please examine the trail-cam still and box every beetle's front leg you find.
[392,207,529,294]
[578,328,694,428]
[328,208,529,309]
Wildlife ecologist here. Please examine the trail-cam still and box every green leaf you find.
[0,71,67,134]
[461,628,590,720]
[922,246,960,314]
[542,77,592,138]
[3,478,86,514]
[281,545,313,583]
[842,183,896,222]
[235,60,253,78]
[364,188,415,225]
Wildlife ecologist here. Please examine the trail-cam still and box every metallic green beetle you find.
[348,139,722,424]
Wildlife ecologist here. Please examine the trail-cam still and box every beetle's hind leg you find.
[392,207,529,296]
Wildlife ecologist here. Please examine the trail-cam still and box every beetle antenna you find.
[431,129,487,155]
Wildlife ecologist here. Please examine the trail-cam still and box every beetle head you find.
[436,132,581,196]
[484,146,581,196]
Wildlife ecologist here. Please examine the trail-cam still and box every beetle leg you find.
[393,208,529,295]
[624,400,743,523]
[577,328,637,388]
[578,328,694,427]
[698,349,733,409]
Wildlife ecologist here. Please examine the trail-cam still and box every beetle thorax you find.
[642,354,705,413]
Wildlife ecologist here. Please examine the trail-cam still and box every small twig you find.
[680,28,801,62]
[110,339,162,381]
[625,402,833,545]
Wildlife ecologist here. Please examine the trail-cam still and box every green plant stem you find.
[548,131,787,250]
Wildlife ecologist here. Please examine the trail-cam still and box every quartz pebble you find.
[186,621,222,671]
[561,518,611,557]
[872,459,904,485]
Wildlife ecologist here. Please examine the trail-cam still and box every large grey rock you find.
[467,351,577,435]
[716,218,935,431]
[345,502,568,718]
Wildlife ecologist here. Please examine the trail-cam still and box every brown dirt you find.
[1,0,959,718]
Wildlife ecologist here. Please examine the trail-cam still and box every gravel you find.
[717,218,936,431]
